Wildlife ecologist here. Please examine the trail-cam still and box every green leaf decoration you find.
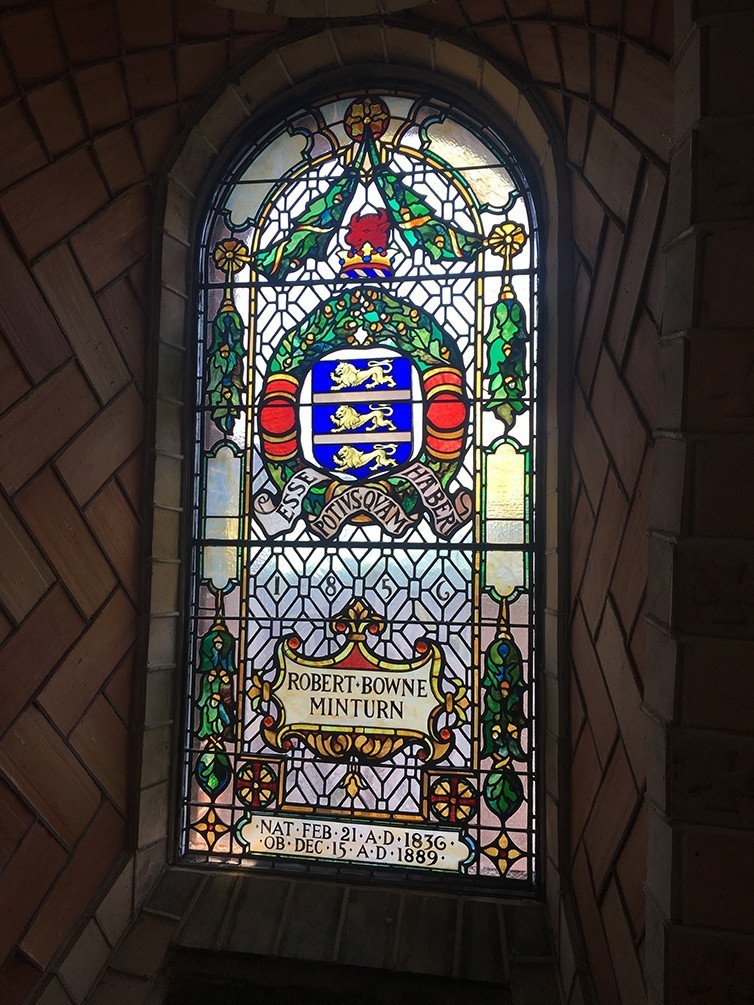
[197,620,235,740]
[254,171,359,279]
[484,295,529,432]
[250,131,483,278]
[302,482,328,516]
[374,157,482,262]
[481,633,527,762]
[484,766,524,824]
[387,477,420,514]
[195,749,231,796]
[206,304,245,434]
[481,631,527,823]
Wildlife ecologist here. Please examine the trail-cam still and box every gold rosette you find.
[344,97,390,141]
[212,238,251,277]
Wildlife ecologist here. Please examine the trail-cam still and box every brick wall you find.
[0,2,676,1003]
[644,4,754,1004]
[0,4,281,1001]
[555,20,670,1005]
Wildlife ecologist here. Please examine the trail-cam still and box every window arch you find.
[179,83,541,887]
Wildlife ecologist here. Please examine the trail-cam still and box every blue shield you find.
[309,354,416,480]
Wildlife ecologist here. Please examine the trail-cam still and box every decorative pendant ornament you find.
[236,760,278,809]
[244,95,485,281]
[213,237,251,275]
[343,96,390,141]
[195,740,232,797]
[194,595,236,798]
[196,610,236,741]
[486,222,527,285]
[428,775,478,825]
[480,598,527,875]
[341,758,366,800]
[193,806,229,851]
[206,238,249,434]
[484,222,530,432]
[478,221,530,873]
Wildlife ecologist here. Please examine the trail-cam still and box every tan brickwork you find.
[643,4,754,1003]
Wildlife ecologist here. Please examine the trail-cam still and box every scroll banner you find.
[239,813,470,872]
[310,462,471,539]
[253,468,329,537]
[309,484,417,538]
[254,462,472,539]
[401,462,472,537]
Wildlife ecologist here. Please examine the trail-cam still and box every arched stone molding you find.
[144,18,571,991]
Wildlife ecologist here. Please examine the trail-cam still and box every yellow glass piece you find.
[485,442,525,520]
[205,516,241,540]
[484,443,526,596]
[485,550,524,600]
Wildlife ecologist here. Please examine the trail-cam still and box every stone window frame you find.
[143,23,569,923]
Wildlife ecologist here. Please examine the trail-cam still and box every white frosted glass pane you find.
[461,167,517,207]
[485,549,524,599]
[205,516,241,541]
[238,132,306,183]
[206,446,242,517]
[427,119,515,207]
[202,544,238,592]
[318,98,351,124]
[487,520,525,544]
[224,182,270,229]
[428,118,496,166]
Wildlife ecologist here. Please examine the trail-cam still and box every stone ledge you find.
[84,865,558,1003]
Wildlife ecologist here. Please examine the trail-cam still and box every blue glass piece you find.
[310,354,415,478]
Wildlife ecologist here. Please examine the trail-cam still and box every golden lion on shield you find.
[333,444,398,473]
[330,360,396,390]
[330,403,397,432]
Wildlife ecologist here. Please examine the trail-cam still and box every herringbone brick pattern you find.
[0,2,671,1002]
[0,4,280,1000]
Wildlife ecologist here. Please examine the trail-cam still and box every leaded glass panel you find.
[182,90,539,885]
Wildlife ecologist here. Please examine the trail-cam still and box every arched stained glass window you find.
[182,88,539,886]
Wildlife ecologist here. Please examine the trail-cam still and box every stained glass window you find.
[182,90,539,885]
